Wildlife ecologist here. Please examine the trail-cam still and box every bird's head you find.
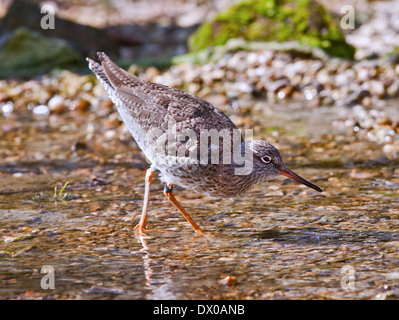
[248,140,322,192]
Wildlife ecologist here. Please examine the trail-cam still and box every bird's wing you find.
[90,52,239,135]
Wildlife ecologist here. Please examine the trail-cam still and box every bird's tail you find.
[87,52,143,93]
[86,53,115,93]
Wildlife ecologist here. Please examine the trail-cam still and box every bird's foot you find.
[193,228,217,240]
[194,228,205,236]
[134,223,147,235]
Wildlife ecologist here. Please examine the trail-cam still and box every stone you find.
[0,27,82,78]
[188,0,355,59]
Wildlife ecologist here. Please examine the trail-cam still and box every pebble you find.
[368,80,385,98]
[48,95,65,113]
[383,144,399,157]
[70,99,90,112]
[1,101,13,117]
[143,66,160,82]
[32,104,50,116]
[219,275,237,286]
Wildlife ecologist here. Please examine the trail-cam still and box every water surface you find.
[0,100,398,299]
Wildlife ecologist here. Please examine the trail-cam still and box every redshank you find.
[87,52,322,235]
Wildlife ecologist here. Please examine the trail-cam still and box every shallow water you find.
[0,100,398,300]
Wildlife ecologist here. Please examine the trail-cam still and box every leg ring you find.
[164,185,174,193]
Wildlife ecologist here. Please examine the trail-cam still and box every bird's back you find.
[87,52,237,134]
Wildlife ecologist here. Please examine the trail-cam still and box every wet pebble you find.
[1,101,14,117]
[219,275,237,286]
[70,99,90,112]
[85,286,124,294]
[32,105,50,116]
[48,95,66,113]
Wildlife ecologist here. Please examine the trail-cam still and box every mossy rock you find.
[0,27,83,79]
[173,39,330,65]
[188,0,355,59]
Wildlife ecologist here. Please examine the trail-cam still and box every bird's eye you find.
[261,156,272,164]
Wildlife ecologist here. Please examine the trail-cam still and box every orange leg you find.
[134,167,156,234]
[163,184,204,235]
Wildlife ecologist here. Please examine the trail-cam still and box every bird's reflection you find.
[135,229,228,299]
[136,234,176,300]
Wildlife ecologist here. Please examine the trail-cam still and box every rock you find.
[70,99,90,112]
[143,66,161,82]
[368,80,385,98]
[205,94,229,107]
[269,78,289,92]
[48,95,66,114]
[383,144,399,158]
[277,86,292,99]
[219,275,237,286]
[0,0,118,56]
[85,286,124,294]
[346,0,399,59]
[0,27,82,79]
[1,101,14,117]
[188,0,355,59]
[32,104,50,116]
[387,79,399,97]
[71,141,88,152]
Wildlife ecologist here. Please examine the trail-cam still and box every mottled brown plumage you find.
[87,52,322,235]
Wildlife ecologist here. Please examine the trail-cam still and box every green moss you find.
[188,0,355,59]
[0,27,83,79]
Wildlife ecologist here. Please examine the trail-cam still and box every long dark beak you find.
[278,167,322,192]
